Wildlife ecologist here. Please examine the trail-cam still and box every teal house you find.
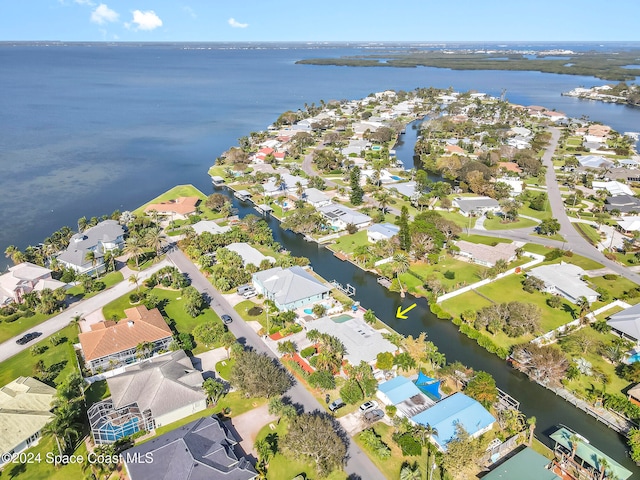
[252,266,331,311]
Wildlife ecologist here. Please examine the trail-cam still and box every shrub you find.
[429,303,451,320]
[376,351,394,370]
[393,432,422,456]
[308,355,318,368]
[603,274,618,280]
[340,379,364,405]
[544,249,564,261]
[30,345,47,356]
[308,370,336,390]
[385,405,397,417]
[129,293,141,303]
[300,346,317,358]
[360,428,391,460]
[91,281,106,292]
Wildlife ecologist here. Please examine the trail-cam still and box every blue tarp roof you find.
[415,372,441,400]
[378,376,421,405]
[411,392,496,450]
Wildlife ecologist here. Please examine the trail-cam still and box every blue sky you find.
[1,0,640,42]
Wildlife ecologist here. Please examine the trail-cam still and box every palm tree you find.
[353,245,371,267]
[129,273,140,293]
[400,462,422,480]
[220,331,236,359]
[527,416,536,446]
[576,296,591,323]
[144,227,168,260]
[124,235,145,268]
[598,456,609,480]
[135,341,153,360]
[84,250,98,277]
[375,190,392,213]
[392,253,410,297]
[569,433,580,460]
[202,378,225,406]
[42,403,83,455]
[277,339,297,357]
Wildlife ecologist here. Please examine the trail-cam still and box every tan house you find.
[79,305,173,374]
[0,262,66,305]
[144,196,200,220]
[454,240,519,267]
[0,377,56,464]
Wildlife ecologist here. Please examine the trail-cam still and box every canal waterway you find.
[223,188,639,475]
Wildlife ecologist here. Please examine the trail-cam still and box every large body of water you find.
[3,42,640,474]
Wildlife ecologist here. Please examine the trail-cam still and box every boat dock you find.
[377,276,392,288]
[330,280,355,296]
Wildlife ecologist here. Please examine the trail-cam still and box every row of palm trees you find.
[42,372,85,456]
[122,227,168,268]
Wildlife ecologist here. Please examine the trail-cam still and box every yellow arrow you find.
[396,303,417,319]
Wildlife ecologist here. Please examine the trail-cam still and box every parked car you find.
[237,284,255,295]
[328,398,346,412]
[16,332,42,345]
[242,290,257,299]
[359,400,379,412]
[364,409,385,423]
[221,314,233,325]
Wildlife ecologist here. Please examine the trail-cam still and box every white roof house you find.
[252,266,331,311]
[386,181,418,199]
[592,181,634,197]
[452,197,500,217]
[0,262,66,305]
[192,220,231,236]
[617,216,640,233]
[310,316,396,365]
[0,377,56,462]
[223,243,274,267]
[318,204,372,230]
[577,155,614,169]
[455,240,519,267]
[367,223,400,243]
[304,188,332,208]
[528,263,599,304]
[495,177,523,196]
[608,304,640,343]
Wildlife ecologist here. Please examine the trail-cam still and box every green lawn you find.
[354,422,432,480]
[12,436,88,480]
[0,311,55,345]
[440,290,493,319]
[573,222,602,246]
[483,216,538,231]
[255,420,348,480]
[529,232,565,242]
[435,209,468,228]
[589,275,640,304]
[613,252,639,267]
[460,234,512,246]
[543,253,604,271]
[215,359,235,380]
[330,230,370,255]
[66,271,124,298]
[519,204,552,220]
[0,324,79,388]
[522,243,554,255]
[102,287,223,354]
[396,256,488,297]
[234,299,268,329]
[85,380,110,406]
[134,184,207,215]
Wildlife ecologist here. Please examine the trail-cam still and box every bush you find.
[544,249,564,261]
[30,345,47,356]
[385,405,397,417]
[340,379,364,405]
[308,355,318,368]
[1,312,23,323]
[308,370,336,390]
[393,432,422,456]
[91,281,106,292]
[129,293,141,303]
[603,274,618,280]
[429,303,451,320]
[359,428,391,460]
[376,351,394,370]
[300,346,317,358]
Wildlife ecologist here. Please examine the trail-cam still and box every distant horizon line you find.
[2,40,640,45]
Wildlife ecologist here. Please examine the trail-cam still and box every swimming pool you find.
[628,352,640,364]
[97,417,140,442]
[332,314,353,323]
[303,308,313,315]
[390,175,401,180]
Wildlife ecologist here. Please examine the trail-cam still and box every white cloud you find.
[183,6,197,19]
[228,17,248,28]
[75,0,95,6]
[129,10,163,31]
[90,4,119,25]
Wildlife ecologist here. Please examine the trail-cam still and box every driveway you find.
[224,404,279,457]
[193,346,228,379]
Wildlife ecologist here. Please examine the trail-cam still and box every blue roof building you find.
[366,223,400,243]
[377,376,422,405]
[410,392,496,451]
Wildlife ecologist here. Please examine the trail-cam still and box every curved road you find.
[168,248,385,480]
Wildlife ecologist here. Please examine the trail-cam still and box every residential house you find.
[452,197,501,217]
[542,110,567,122]
[605,194,640,213]
[481,447,560,480]
[341,139,371,157]
[0,377,56,464]
[57,220,125,275]
[386,181,418,199]
[263,174,308,197]
[495,177,523,196]
[528,263,599,304]
[454,240,519,267]
[577,155,614,169]
[628,383,640,406]
[304,188,332,208]
[608,303,640,343]
[318,204,372,230]
[191,220,231,236]
[592,180,634,197]
[616,216,640,233]
[78,305,174,373]
[367,223,400,243]
[123,415,257,480]
[498,162,523,174]
[144,196,200,220]
[310,316,396,365]
[550,427,631,480]
[376,375,435,419]
[507,136,531,149]
[410,392,496,452]
[252,266,331,311]
[443,144,466,156]
[88,350,207,444]
[222,242,274,268]
[0,262,66,305]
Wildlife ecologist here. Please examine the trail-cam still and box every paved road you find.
[168,248,385,480]
[0,260,171,363]
[469,127,640,285]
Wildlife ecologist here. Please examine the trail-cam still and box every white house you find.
[577,155,614,169]
[318,204,372,230]
[495,177,523,196]
[592,181,634,197]
[0,377,56,464]
[454,240,519,267]
[192,220,231,236]
[0,262,66,305]
[452,197,501,217]
[367,223,400,243]
[528,263,599,304]
[56,220,125,275]
[303,188,332,208]
[222,242,274,268]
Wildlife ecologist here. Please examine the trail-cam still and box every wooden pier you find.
[330,280,355,296]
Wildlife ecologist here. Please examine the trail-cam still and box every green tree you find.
[350,166,364,205]
[277,340,297,357]
[202,378,225,405]
[124,235,145,268]
[192,321,226,346]
[538,218,561,236]
[397,206,411,251]
[230,350,291,398]
[464,371,498,409]
[220,331,236,359]
[281,413,347,477]
[363,309,377,325]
